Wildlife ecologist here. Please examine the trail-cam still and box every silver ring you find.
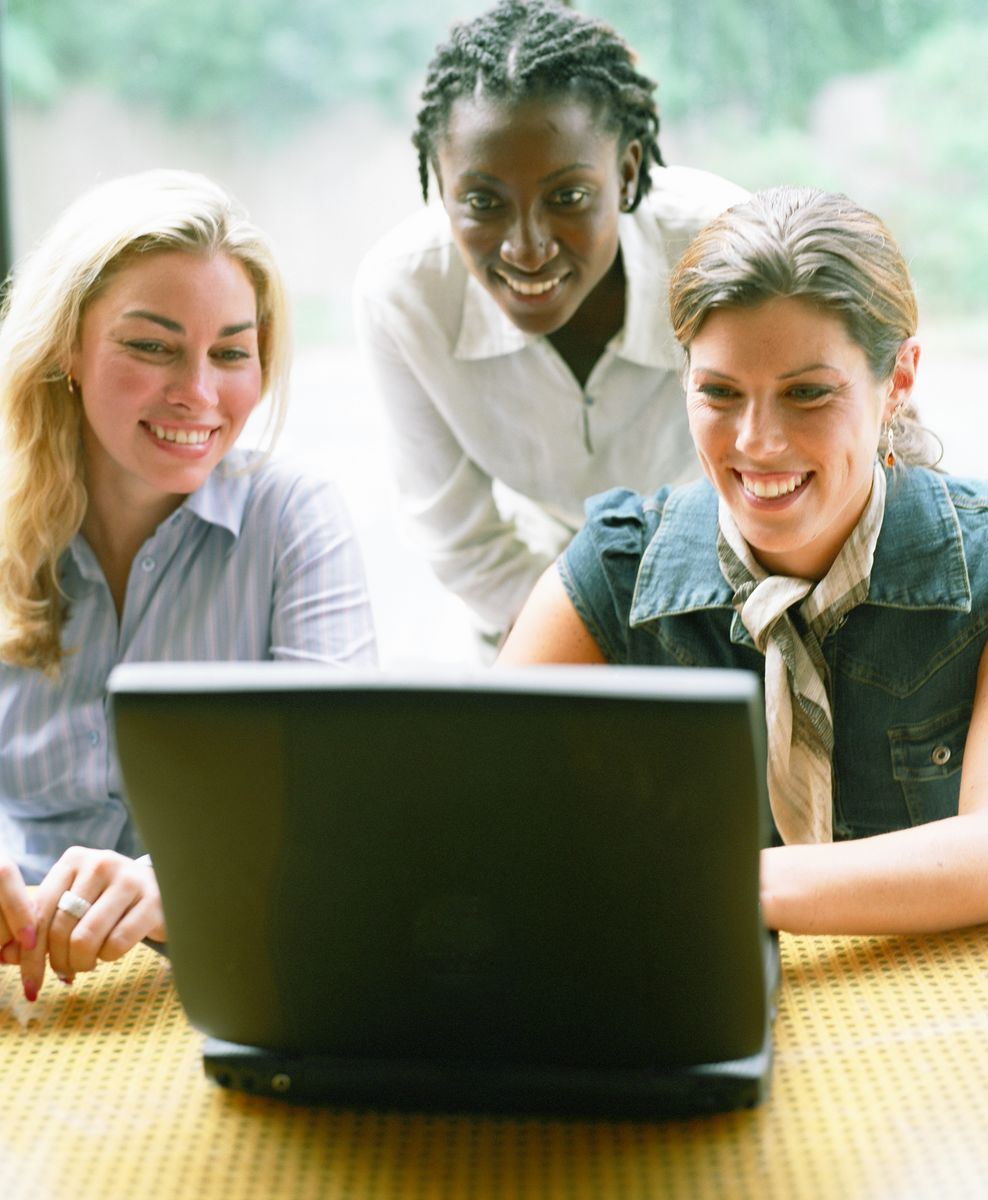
[56,890,92,921]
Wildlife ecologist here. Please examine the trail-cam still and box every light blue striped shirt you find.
[0,448,376,882]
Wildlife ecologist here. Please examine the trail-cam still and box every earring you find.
[619,189,635,213]
[881,410,898,468]
[66,375,79,397]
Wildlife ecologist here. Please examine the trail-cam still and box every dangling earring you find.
[66,374,79,397]
[619,188,635,213]
[881,409,898,468]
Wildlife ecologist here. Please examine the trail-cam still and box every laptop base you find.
[202,1035,773,1118]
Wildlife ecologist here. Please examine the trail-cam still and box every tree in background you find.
[7,0,987,314]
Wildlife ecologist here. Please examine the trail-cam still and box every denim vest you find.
[561,467,988,841]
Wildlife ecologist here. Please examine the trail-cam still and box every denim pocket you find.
[888,703,971,825]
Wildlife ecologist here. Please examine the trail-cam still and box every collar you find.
[63,447,254,582]
[181,447,254,540]
[452,204,682,370]
[630,467,972,631]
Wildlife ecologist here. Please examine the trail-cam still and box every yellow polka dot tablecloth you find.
[2,930,988,1200]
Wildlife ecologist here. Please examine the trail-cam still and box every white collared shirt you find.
[0,449,376,882]
[354,166,746,631]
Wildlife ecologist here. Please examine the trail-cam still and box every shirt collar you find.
[629,467,972,628]
[182,447,253,539]
[452,207,683,370]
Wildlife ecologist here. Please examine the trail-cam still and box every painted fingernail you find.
[57,974,75,987]
[18,925,37,951]
[23,979,38,1003]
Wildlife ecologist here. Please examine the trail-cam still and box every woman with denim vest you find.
[500,186,988,935]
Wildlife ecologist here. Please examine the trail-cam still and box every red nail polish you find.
[58,975,75,986]
[18,926,37,951]
[23,980,38,1003]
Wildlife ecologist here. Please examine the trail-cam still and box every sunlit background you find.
[5,0,987,663]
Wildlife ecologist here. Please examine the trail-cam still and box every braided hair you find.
[413,0,664,209]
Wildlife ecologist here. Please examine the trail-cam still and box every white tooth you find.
[743,473,805,498]
[504,275,559,296]
[175,430,189,445]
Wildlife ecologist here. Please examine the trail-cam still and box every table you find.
[2,929,988,1200]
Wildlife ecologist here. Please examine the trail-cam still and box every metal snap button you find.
[140,556,156,573]
[931,744,951,766]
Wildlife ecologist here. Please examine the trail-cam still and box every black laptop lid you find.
[109,664,769,1073]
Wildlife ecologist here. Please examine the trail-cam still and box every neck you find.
[81,471,184,618]
[548,252,626,387]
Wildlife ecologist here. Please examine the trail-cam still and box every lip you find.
[734,469,812,505]
[141,420,218,453]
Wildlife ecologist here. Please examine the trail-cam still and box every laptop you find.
[108,662,777,1117]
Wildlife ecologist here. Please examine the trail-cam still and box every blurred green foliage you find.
[6,0,987,313]
[7,0,488,126]
[595,0,986,126]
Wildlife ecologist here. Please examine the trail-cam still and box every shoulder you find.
[891,467,988,531]
[566,485,676,583]
[941,472,988,514]
[638,165,748,240]
[224,449,354,537]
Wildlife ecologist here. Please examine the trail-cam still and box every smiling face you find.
[435,93,641,337]
[686,295,917,580]
[71,250,262,519]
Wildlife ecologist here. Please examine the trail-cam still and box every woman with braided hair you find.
[500,186,988,935]
[355,0,744,646]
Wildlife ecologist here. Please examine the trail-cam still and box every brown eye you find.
[464,192,502,212]
[552,187,590,207]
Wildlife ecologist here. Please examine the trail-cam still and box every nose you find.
[166,356,217,410]
[500,209,558,272]
[735,398,789,459]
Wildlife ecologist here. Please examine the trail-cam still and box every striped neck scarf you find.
[716,463,887,844]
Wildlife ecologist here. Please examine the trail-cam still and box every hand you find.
[18,847,166,1002]
[0,853,38,970]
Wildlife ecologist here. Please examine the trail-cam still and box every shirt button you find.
[140,556,156,573]
[931,744,951,766]
[88,730,101,747]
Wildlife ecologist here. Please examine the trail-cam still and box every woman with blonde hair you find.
[0,170,375,999]
[501,186,988,935]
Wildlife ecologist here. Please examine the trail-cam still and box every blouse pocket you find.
[888,703,971,826]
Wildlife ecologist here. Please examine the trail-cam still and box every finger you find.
[94,893,166,964]
[0,858,37,952]
[69,867,160,972]
[58,855,154,975]
[20,860,76,1001]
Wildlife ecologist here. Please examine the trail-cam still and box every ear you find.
[618,139,643,209]
[884,337,921,421]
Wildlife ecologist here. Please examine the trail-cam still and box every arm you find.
[760,639,988,934]
[354,271,549,632]
[269,473,377,666]
[498,564,606,665]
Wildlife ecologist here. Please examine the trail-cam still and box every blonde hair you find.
[669,185,939,469]
[0,168,291,672]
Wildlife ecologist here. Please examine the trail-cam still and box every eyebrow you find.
[777,363,839,379]
[693,363,840,382]
[122,309,256,337]
[457,162,596,187]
